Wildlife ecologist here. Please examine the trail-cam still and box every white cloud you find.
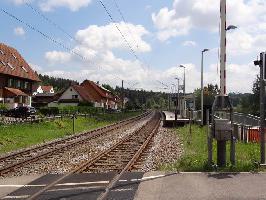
[42,59,258,93]
[152,7,192,41]
[182,40,197,47]
[10,0,91,11]
[14,27,25,36]
[29,63,43,72]
[75,22,151,53]
[152,0,266,42]
[39,0,92,11]
[227,30,266,56]
[11,0,31,5]
[45,51,72,64]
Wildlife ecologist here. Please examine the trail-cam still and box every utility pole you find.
[201,49,209,126]
[260,53,265,164]
[175,78,180,121]
[179,65,186,118]
[201,52,204,126]
[121,80,124,111]
[254,53,266,164]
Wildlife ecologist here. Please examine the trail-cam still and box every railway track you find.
[28,111,161,200]
[0,111,151,176]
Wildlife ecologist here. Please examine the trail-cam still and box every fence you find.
[192,110,263,143]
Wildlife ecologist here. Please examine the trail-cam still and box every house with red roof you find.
[0,43,40,109]
[34,85,54,95]
[56,80,119,109]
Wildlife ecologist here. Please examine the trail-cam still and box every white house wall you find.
[59,87,83,101]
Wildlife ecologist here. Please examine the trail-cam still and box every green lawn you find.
[0,111,143,154]
[160,124,261,172]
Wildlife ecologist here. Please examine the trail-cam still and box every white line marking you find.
[2,195,30,199]
[0,181,109,188]
[0,184,45,187]
[56,181,109,186]
[113,188,133,192]
[47,186,104,192]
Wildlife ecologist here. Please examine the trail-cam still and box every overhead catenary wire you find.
[98,0,140,61]
[24,1,78,43]
[0,8,98,66]
[112,0,139,51]
[111,0,153,73]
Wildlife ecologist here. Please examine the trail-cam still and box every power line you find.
[24,1,79,44]
[112,0,139,50]
[98,0,139,61]
[0,8,94,64]
[111,0,153,74]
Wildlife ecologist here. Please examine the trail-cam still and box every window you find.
[24,82,29,89]
[21,66,28,73]
[7,63,14,70]
[17,80,21,88]
[8,79,13,87]
[12,54,17,59]
[0,61,6,66]
[72,95,78,99]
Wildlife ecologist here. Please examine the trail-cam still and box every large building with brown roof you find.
[0,43,40,108]
[55,80,119,109]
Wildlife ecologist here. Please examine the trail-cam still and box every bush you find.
[78,102,94,107]
[39,107,59,116]
[0,104,8,111]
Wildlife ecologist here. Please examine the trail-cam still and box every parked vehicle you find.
[6,106,37,118]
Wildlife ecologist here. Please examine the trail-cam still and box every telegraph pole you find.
[121,80,124,111]
[255,53,266,164]
[260,53,265,164]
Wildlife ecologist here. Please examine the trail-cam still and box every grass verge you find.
[160,124,261,172]
[0,111,142,154]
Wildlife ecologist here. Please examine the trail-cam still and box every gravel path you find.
[140,123,183,171]
[4,114,152,177]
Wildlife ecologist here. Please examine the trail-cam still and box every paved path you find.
[2,172,266,199]
[135,172,266,200]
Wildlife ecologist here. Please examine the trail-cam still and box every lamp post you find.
[174,78,180,121]
[179,65,186,95]
[201,49,209,126]
[179,65,186,117]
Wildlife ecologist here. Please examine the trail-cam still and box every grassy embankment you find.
[0,111,143,154]
[160,125,261,172]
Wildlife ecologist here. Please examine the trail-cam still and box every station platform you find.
[161,111,190,127]
[1,172,266,200]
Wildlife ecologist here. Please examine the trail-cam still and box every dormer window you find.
[21,66,28,73]
[0,60,6,66]
[12,54,17,59]
[7,62,14,70]
[0,50,4,55]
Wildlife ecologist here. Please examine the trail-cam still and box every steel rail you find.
[0,111,151,176]
[28,112,160,200]
[97,114,160,200]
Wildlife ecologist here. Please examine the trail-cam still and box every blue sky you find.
[1,0,265,93]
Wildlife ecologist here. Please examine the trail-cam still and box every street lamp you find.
[174,78,180,120]
[201,49,209,126]
[179,65,186,118]
[179,65,186,95]
[226,25,237,31]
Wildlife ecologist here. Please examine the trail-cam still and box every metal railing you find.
[193,110,261,127]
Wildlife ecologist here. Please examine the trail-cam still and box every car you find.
[6,106,37,118]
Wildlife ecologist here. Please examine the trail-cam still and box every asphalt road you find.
[2,172,266,200]
[1,172,144,200]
